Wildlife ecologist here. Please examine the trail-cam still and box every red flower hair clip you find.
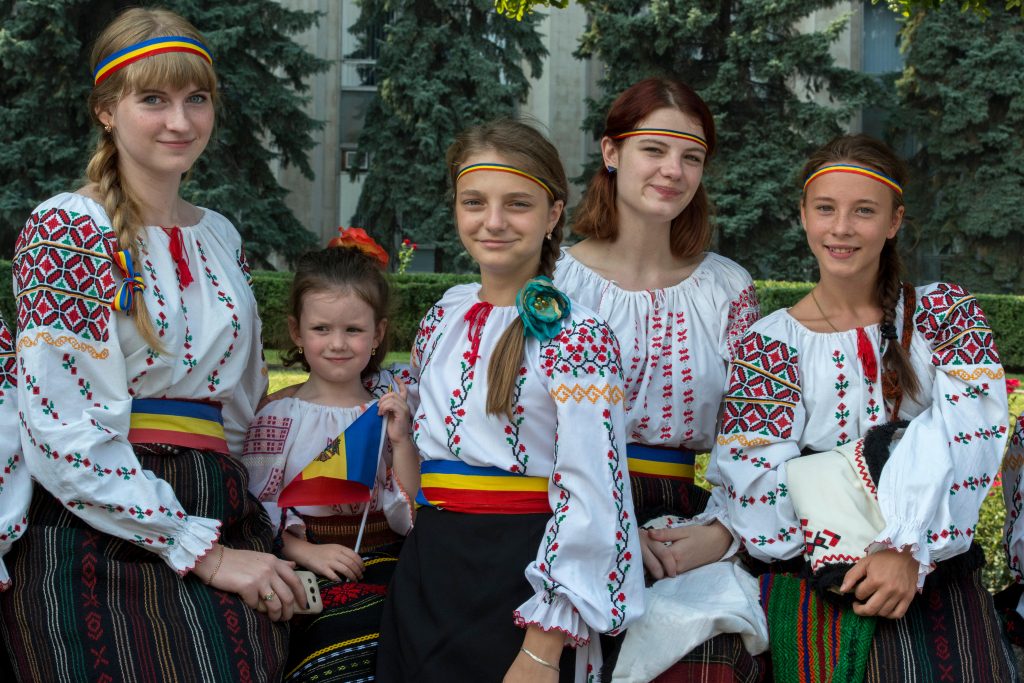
[327,227,389,268]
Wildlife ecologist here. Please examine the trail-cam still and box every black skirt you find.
[377,506,575,682]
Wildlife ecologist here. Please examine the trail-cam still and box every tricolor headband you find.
[612,128,708,151]
[803,164,903,196]
[94,36,212,86]
[456,163,555,199]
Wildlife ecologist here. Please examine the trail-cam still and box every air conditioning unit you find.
[343,150,370,171]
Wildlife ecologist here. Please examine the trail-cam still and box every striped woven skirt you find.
[863,565,1018,682]
[0,443,288,683]
[283,512,402,683]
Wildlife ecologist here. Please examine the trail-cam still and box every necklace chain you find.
[810,287,841,333]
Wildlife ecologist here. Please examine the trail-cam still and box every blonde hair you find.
[446,119,568,418]
[86,8,217,351]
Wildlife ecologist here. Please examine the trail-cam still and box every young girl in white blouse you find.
[376,119,644,683]
[1,8,302,681]
[242,233,418,682]
[713,134,1016,680]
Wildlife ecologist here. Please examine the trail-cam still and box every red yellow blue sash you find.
[416,460,551,514]
[128,398,229,454]
[626,443,695,483]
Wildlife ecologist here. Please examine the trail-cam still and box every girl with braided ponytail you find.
[714,134,1015,680]
[2,8,302,680]
[376,119,643,682]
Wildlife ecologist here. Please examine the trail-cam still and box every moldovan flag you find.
[277,405,386,507]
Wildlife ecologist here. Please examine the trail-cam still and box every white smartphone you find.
[292,570,324,615]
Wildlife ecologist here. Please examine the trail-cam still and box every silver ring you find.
[262,591,276,601]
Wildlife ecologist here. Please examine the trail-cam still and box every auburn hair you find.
[572,77,717,258]
[801,134,919,403]
[446,119,568,417]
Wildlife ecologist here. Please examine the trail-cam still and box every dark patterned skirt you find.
[0,444,288,683]
[376,506,575,683]
[863,565,1018,682]
[283,512,402,683]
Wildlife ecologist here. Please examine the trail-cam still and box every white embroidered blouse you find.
[712,283,1007,585]
[241,375,414,538]
[1002,416,1024,616]
[13,192,267,574]
[407,283,644,649]
[554,250,760,452]
[0,315,30,589]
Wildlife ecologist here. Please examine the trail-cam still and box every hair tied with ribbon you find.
[516,276,571,341]
[112,250,146,314]
[327,227,389,269]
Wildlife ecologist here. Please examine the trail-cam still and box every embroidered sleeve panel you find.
[720,331,801,441]
[0,316,29,589]
[1004,418,1024,584]
[14,207,119,343]
[915,282,1001,368]
[724,283,762,361]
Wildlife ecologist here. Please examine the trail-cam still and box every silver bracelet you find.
[520,646,560,673]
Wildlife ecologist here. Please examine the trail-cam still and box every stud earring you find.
[545,233,553,240]
[371,346,377,357]
[104,124,112,134]
[606,165,616,174]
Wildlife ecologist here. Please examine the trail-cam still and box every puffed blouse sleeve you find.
[14,203,220,574]
[514,316,644,645]
[869,283,1007,582]
[1002,417,1024,599]
[0,315,30,590]
[713,325,807,562]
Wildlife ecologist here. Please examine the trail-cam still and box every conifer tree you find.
[575,0,876,280]
[0,0,324,265]
[894,3,1024,292]
[350,0,547,271]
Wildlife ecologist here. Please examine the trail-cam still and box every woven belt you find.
[626,443,695,483]
[416,460,551,515]
[128,398,229,454]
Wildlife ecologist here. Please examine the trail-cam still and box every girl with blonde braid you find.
[1,8,301,681]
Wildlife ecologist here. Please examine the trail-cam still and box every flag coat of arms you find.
[278,403,387,507]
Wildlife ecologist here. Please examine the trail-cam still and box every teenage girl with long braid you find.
[0,8,301,680]
[713,134,1016,680]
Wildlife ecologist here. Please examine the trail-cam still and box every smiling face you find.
[801,164,904,284]
[602,107,707,227]
[98,83,214,183]
[454,151,564,288]
[289,288,386,390]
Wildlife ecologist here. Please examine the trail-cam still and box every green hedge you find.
[2,260,1023,370]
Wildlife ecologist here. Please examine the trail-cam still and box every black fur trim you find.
[861,420,909,487]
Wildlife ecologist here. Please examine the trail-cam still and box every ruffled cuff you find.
[690,493,742,561]
[513,592,592,647]
[166,516,223,576]
[867,521,933,589]
[382,467,414,536]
